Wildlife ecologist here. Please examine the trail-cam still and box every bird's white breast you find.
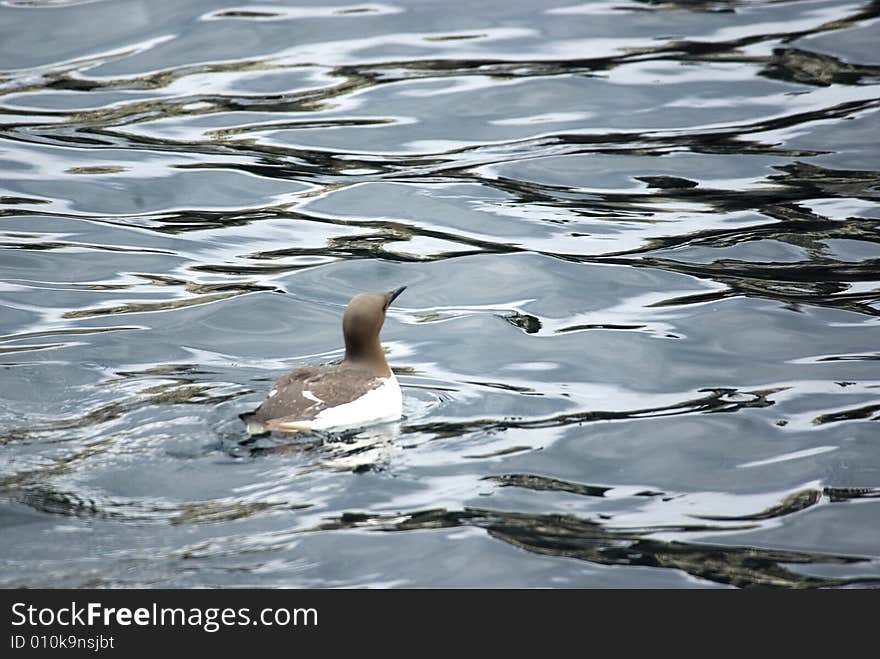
[309,374,402,431]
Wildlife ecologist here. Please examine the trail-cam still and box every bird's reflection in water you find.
[244,422,402,473]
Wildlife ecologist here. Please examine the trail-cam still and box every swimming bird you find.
[241,286,406,434]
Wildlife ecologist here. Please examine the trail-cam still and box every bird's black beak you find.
[386,286,407,308]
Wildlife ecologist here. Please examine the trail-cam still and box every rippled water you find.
[1,0,878,588]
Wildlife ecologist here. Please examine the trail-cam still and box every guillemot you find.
[241,286,406,434]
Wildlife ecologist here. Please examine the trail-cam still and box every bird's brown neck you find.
[342,335,391,377]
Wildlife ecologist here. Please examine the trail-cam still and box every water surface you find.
[1,0,879,588]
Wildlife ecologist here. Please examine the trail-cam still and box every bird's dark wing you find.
[245,364,383,426]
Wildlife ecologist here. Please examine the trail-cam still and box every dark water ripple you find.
[1,0,878,588]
